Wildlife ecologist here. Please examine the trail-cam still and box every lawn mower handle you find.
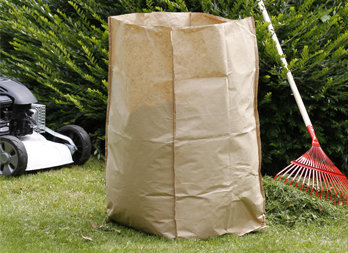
[257,0,312,128]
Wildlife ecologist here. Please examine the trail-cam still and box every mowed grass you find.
[0,158,347,253]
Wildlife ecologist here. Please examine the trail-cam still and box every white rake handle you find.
[257,0,312,127]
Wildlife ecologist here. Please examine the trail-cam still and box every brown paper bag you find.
[106,12,265,239]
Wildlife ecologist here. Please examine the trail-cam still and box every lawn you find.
[0,158,347,253]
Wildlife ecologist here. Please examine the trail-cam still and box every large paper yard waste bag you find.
[106,12,266,239]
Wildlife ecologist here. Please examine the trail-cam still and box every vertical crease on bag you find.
[222,23,233,233]
[170,29,178,238]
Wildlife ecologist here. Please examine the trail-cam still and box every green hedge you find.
[0,0,347,175]
[0,0,112,155]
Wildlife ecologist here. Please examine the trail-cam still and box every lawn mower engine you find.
[0,77,91,176]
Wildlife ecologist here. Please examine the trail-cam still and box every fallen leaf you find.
[82,235,93,241]
[98,224,110,231]
[90,221,98,229]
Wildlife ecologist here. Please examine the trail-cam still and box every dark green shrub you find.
[252,0,348,176]
[0,0,346,174]
[0,0,112,155]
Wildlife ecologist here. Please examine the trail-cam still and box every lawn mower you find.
[0,77,91,176]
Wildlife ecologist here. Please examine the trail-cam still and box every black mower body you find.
[0,77,38,136]
[0,77,37,104]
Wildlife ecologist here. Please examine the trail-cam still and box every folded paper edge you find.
[105,16,113,168]
[250,16,267,225]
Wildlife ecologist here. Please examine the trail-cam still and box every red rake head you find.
[274,126,348,206]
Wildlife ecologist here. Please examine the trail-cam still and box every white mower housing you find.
[0,77,91,176]
[21,132,73,171]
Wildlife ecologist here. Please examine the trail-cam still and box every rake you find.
[258,0,348,206]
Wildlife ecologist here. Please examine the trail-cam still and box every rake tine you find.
[274,163,293,181]
[331,175,347,206]
[332,174,347,206]
[343,178,348,196]
[294,166,305,188]
[315,171,323,197]
[283,164,298,182]
[309,168,316,196]
[333,175,344,205]
[290,165,302,186]
[339,177,348,193]
[322,172,331,201]
[327,174,338,205]
[284,164,299,184]
[299,167,309,191]
[326,173,334,201]
[331,175,339,205]
[318,170,324,199]
[338,178,347,206]
[305,169,312,193]
[314,170,319,197]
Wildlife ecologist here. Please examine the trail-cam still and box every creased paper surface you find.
[106,12,265,239]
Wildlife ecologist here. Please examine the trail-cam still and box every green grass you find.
[1,158,347,253]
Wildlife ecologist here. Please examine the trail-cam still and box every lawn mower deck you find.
[0,77,91,176]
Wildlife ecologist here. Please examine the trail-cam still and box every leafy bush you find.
[252,0,348,176]
[0,0,113,154]
[0,0,346,174]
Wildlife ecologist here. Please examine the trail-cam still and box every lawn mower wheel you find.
[54,125,91,165]
[0,135,28,176]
